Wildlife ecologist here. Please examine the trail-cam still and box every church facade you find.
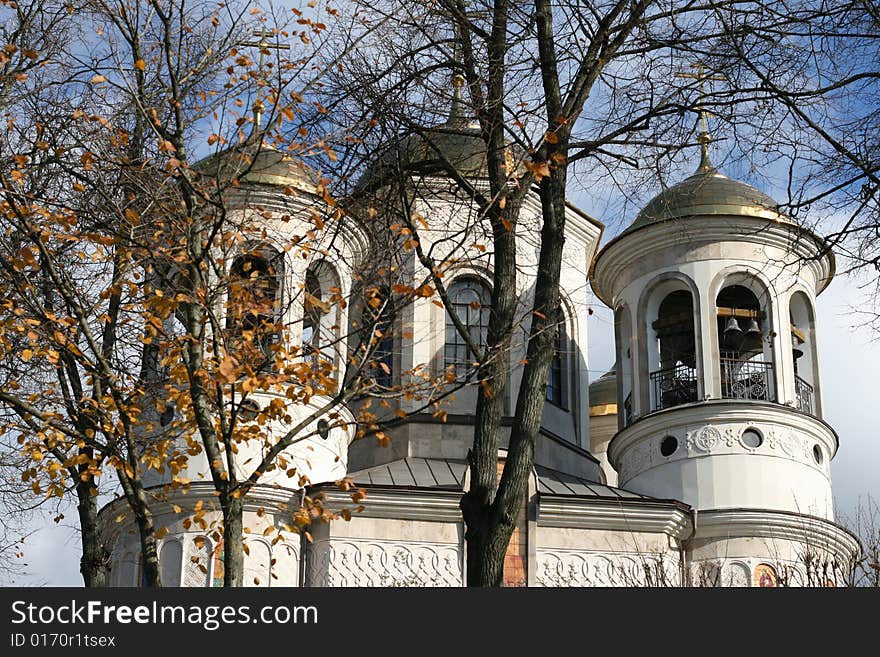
[98,85,860,588]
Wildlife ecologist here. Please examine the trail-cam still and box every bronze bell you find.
[745,317,761,337]
[723,316,742,343]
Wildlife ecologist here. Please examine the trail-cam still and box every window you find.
[360,285,395,388]
[301,262,341,372]
[650,289,697,411]
[301,268,322,361]
[716,283,775,403]
[227,247,283,362]
[546,320,567,407]
[444,278,491,375]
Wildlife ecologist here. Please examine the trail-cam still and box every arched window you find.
[301,261,341,369]
[716,283,775,402]
[546,317,568,408]
[159,539,182,588]
[227,246,283,362]
[790,291,818,415]
[361,286,395,388]
[615,304,634,425]
[444,278,491,375]
[649,290,697,411]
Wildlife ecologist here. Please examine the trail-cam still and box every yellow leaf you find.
[21,349,33,362]
[90,74,107,84]
[134,59,146,71]
[544,130,559,144]
[155,526,169,539]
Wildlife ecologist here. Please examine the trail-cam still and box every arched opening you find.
[545,310,569,409]
[716,283,775,402]
[649,290,697,411]
[159,539,182,587]
[227,246,283,364]
[614,304,634,426]
[301,261,342,372]
[444,277,491,375]
[360,285,395,389]
[790,291,819,415]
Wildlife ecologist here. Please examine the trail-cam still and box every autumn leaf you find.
[524,159,551,181]
[90,74,107,84]
[217,356,236,383]
[134,59,146,71]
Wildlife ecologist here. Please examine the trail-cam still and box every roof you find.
[626,166,788,233]
[588,367,617,409]
[356,81,523,191]
[195,142,320,193]
[350,457,467,490]
[535,465,649,500]
[349,459,657,503]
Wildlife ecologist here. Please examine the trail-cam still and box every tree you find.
[0,0,471,587]
[321,0,824,586]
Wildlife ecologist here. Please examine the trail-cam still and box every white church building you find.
[99,80,860,588]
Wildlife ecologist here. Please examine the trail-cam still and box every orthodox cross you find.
[241,27,291,133]
[675,62,726,170]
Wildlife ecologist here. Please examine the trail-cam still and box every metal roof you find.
[535,465,648,500]
[350,458,467,490]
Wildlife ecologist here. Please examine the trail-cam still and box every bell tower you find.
[590,136,859,584]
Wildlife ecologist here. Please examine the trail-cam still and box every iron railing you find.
[649,364,698,412]
[795,374,815,415]
[720,357,775,402]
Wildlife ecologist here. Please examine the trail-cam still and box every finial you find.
[241,27,290,143]
[696,116,715,173]
[675,62,725,175]
[445,72,477,129]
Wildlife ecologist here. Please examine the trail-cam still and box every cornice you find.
[537,494,694,539]
[314,486,464,522]
[590,216,834,305]
[696,508,861,559]
[608,399,839,467]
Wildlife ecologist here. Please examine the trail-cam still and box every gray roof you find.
[535,465,648,500]
[350,458,650,502]
[627,168,788,233]
[351,458,467,490]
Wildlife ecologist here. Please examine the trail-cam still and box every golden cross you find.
[241,27,291,133]
[675,62,726,170]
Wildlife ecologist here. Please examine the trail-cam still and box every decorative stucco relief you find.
[307,540,462,587]
[618,420,830,483]
[535,549,681,587]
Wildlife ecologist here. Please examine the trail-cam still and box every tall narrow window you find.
[546,320,567,408]
[716,283,775,403]
[227,247,283,363]
[301,268,322,362]
[650,290,697,411]
[372,287,395,388]
[790,291,818,415]
[301,261,341,374]
[445,278,491,375]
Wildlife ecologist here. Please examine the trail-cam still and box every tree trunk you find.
[76,480,110,587]
[221,494,244,587]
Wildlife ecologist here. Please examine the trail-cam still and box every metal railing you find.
[720,357,775,402]
[795,374,815,415]
[649,364,698,412]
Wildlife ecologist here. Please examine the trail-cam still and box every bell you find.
[723,316,742,340]
[745,317,761,337]
[792,346,804,360]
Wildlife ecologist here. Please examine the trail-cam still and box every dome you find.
[196,142,320,193]
[357,79,522,191]
[626,162,789,234]
[589,367,617,410]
